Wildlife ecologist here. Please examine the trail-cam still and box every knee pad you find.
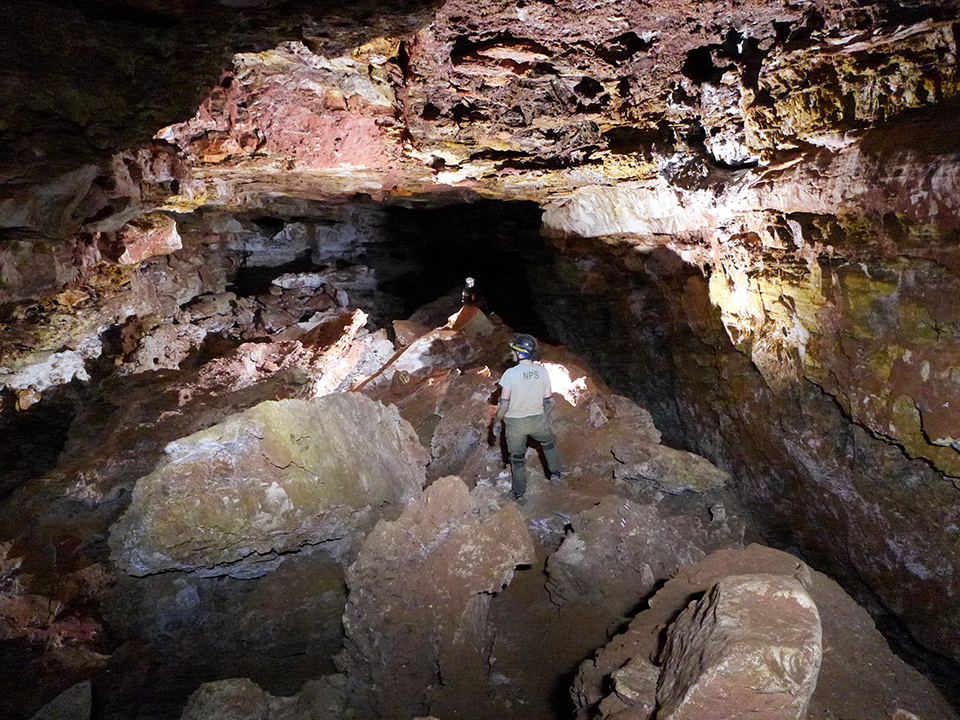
[510,453,526,464]
[542,441,556,451]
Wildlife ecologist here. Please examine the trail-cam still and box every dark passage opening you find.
[377,199,558,342]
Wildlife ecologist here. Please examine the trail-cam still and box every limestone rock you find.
[612,440,731,494]
[656,574,822,720]
[337,476,535,718]
[109,394,428,578]
[119,320,207,374]
[116,213,182,265]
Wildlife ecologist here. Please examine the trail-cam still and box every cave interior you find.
[2,0,960,719]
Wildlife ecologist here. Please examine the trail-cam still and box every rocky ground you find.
[1,268,956,719]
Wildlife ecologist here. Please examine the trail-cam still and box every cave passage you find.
[3,196,960,720]
[377,199,558,340]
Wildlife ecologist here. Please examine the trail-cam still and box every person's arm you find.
[494,388,511,425]
[543,395,555,418]
[542,372,554,417]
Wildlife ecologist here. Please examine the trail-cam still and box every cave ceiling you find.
[2,0,959,239]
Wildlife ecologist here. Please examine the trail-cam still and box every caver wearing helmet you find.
[461,276,483,308]
[493,334,563,502]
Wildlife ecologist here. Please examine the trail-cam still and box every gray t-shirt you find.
[499,362,551,418]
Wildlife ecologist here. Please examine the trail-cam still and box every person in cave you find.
[493,334,563,502]
[461,276,484,310]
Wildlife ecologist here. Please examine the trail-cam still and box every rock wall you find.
[530,224,960,693]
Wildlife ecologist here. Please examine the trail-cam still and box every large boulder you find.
[612,440,731,494]
[574,544,959,720]
[110,394,428,578]
[28,681,92,720]
[337,476,535,719]
[656,574,822,720]
[546,495,745,618]
[178,675,348,720]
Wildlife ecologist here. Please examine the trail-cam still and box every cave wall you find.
[524,220,960,694]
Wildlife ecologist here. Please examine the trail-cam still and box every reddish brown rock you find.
[116,213,182,265]
[656,574,822,720]
[574,544,959,720]
[109,393,428,578]
[337,476,535,719]
[546,496,744,618]
[160,43,405,172]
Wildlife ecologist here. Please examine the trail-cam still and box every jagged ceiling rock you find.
[0,0,443,186]
[109,393,428,578]
[5,0,953,239]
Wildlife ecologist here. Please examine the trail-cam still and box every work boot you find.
[510,490,527,505]
[548,471,565,486]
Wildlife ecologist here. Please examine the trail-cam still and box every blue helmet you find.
[509,334,538,359]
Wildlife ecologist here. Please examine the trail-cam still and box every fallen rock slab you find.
[613,440,731,494]
[110,393,428,578]
[657,574,822,720]
[546,495,745,618]
[574,544,960,720]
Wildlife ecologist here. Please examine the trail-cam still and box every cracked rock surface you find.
[109,394,428,578]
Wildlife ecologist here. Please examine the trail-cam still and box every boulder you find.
[119,320,207,374]
[179,679,269,720]
[612,440,731,494]
[29,681,91,720]
[574,544,960,720]
[178,675,349,720]
[102,552,348,686]
[110,394,428,578]
[546,495,745,618]
[656,574,822,720]
[337,476,535,719]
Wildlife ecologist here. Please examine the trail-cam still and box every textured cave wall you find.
[522,223,960,698]
[0,0,443,187]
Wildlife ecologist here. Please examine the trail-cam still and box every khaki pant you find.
[504,413,562,497]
